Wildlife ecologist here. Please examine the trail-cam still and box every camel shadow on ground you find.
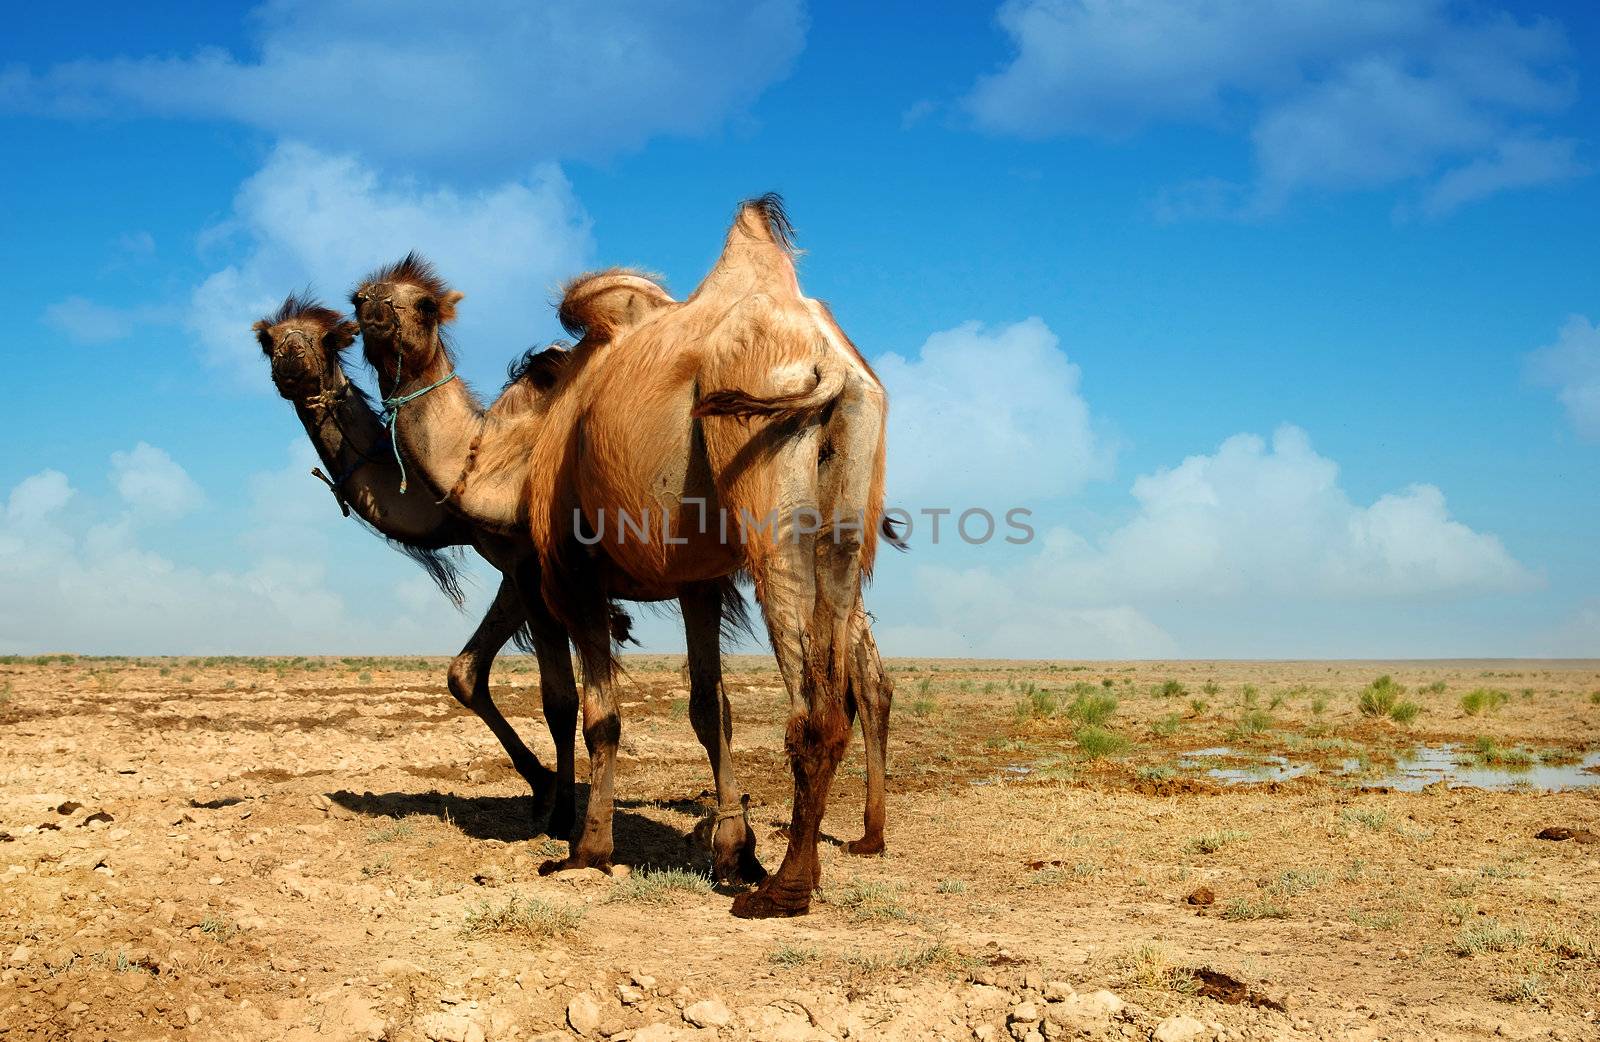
[326,787,723,876]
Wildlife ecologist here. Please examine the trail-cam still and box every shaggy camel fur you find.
[254,295,768,880]
[356,196,894,916]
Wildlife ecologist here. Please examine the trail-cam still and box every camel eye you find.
[416,296,439,317]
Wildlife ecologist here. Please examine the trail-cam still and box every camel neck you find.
[385,351,522,532]
[290,367,465,548]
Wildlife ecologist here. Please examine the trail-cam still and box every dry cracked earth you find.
[2,655,1598,1042]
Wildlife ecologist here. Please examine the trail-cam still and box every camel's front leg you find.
[845,602,892,857]
[536,609,620,874]
[681,582,765,884]
[446,577,557,831]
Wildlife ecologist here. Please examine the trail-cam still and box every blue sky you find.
[2,0,1597,657]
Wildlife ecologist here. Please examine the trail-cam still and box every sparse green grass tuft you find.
[1187,697,1208,717]
[1227,708,1273,738]
[1064,690,1117,727]
[1342,807,1389,831]
[934,878,968,894]
[1075,724,1128,759]
[462,894,585,940]
[1115,943,1197,994]
[1348,908,1403,930]
[198,916,237,942]
[1494,973,1548,1007]
[1013,684,1058,721]
[607,867,713,904]
[1358,675,1404,718]
[366,820,416,844]
[822,879,908,922]
[1269,868,1329,897]
[1187,829,1250,854]
[1221,896,1288,921]
[1388,700,1421,724]
[1149,713,1182,738]
[1460,688,1510,716]
[766,944,822,966]
[1155,679,1186,699]
[1453,920,1528,956]
[1469,737,1535,769]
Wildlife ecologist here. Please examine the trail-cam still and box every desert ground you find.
[2,654,1597,1042]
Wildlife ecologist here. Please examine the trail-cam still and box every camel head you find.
[352,253,464,394]
[253,294,358,402]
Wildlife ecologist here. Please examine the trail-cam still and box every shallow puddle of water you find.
[1178,747,1311,784]
[1352,745,1600,792]
[968,763,1035,787]
[1179,744,1600,791]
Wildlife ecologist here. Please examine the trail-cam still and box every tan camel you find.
[355,196,894,916]
[253,294,768,880]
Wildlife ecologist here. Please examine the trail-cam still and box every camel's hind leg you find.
[521,596,579,840]
[844,602,892,856]
[446,577,558,833]
[681,581,766,884]
[731,386,878,919]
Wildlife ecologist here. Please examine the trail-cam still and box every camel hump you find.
[689,193,803,303]
[557,268,675,344]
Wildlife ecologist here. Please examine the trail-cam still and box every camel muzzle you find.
[358,289,398,335]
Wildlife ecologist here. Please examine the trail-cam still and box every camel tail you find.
[692,365,844,421]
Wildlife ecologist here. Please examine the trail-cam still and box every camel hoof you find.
[730,880,809,919]
[845,836,885,857]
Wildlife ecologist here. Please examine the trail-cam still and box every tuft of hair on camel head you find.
[737,192,796,253]
[252,292,353,352]
[354,252,465,324]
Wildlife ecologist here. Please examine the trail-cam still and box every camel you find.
[254,285,892,884]
[252,294,771,881]
[355,195,894,917]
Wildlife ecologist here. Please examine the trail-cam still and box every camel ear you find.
[439,290,465,323]
[322,320,358,352]
[252,320,274,353]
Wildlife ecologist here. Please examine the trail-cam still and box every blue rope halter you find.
[379,343,456,494]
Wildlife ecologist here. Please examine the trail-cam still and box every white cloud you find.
[109,442,205,521]
[882,424,1535,658]
[2,0,805,171]
[1049,425,1534,600]
[963,0,1584,214]
[41,296,165,344]
[878,317,1111,506]
[1527,315,1600,440]
[1418,135,1587,217]
[190,141,594,379]
[0,443,494,655]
